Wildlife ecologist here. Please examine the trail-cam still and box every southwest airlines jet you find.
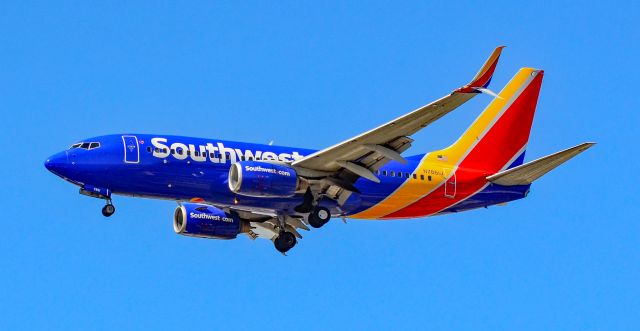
[45,47,593,254]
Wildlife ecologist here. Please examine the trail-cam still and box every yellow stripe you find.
[350,154,449,219]
[350,68,534,219]
[435,68,533,164]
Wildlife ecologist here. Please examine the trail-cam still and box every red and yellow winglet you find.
[456,46,505,93]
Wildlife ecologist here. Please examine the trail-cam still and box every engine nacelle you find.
[228,161,299,198]
[173,203,248,239]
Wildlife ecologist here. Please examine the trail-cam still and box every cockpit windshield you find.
[69,142,101,150]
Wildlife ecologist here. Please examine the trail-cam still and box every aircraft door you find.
[444,168,456,198]
[122,135,140,164]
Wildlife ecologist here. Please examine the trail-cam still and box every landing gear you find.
[102,202,115,217]
[294,188,314,213]
[274,231,297,253]
[308,206,331,228]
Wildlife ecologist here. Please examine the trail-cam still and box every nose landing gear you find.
[80,185,115,217]
[101,201,116,217]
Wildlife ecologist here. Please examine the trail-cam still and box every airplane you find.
[44,47,594,254]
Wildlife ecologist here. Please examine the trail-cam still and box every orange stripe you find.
[350,68,537,220]
[469,46,504,86]
[385,69,542,219]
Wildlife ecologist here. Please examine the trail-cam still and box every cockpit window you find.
[69,142,101,150]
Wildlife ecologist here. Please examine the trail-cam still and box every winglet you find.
[456,46,505,93]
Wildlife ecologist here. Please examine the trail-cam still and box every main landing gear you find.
[308,206,331,228]
[273,214,299,254]
[273,206,331,253]
[293,189,332,229]
[274,231,297,253]
[102,201,116,217]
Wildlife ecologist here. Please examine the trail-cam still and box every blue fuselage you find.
[45,134,529,219]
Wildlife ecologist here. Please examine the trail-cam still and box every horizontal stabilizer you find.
[487,142,595,186]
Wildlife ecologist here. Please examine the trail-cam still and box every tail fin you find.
[433,68,544,173]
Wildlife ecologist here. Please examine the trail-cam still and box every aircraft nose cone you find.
[45,151,69,174]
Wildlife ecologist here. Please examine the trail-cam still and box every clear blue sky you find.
[1,1,638,330]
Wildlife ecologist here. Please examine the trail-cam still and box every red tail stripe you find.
[385,72,543,219]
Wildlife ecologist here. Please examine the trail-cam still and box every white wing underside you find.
[292,46,505,181]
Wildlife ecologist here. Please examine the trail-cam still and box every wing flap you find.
[487,142,595,186]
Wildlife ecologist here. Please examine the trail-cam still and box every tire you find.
[102,204,115,217]
[308,207,330,228]
[274,232,297,253]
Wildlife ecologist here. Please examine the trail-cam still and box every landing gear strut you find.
[102,201,115,217]
[274,231,297,253]
[308,206,331,228]
[294,188,314,213]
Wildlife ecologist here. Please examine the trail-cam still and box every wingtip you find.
[493,46,506,55]
[458,46,505,93]
[569,142,597,153]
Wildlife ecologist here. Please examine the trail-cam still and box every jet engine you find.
[173,203,249,239]
[228,161,300,198]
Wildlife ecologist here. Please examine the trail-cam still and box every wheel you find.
[308,206,331,228]
[274,231,297,253]
[102,204,115,217]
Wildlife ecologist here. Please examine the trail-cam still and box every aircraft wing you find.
[292,46,505,181]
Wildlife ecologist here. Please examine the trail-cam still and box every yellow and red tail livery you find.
[352,68,544,219]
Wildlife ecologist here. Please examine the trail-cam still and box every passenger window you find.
[155,147,160,152]
[428,175,432,181]
[405,173,410,178]
[382,170,387,176]
[390,171,395,177]
[147,147,152,153]
[187,151,191,156]
[248,157,253,161]
[412,174,417,179]
[420,175,425,180]
[209,153,215,158]
[170,149,175,154]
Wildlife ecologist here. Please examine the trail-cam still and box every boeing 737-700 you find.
[44,47,594,253]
